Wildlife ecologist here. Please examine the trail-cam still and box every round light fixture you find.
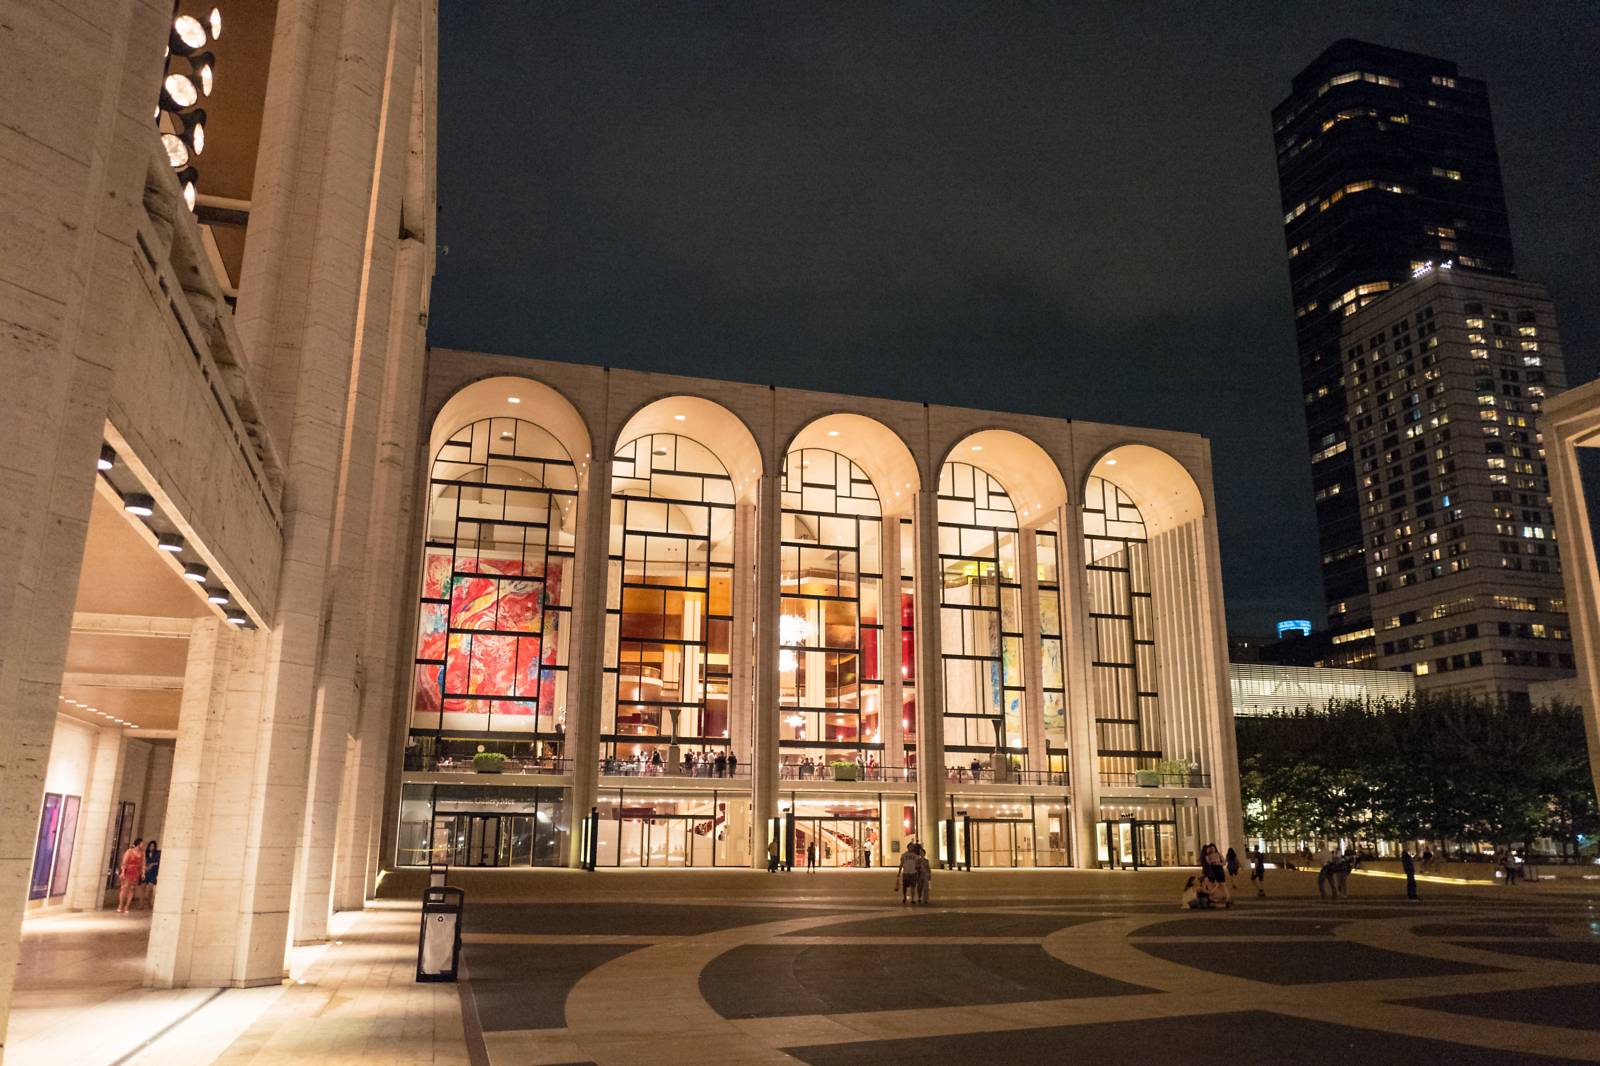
[208,8,222,39]
[157,532,185,553]
[98,444,117,471]
[506,396,521,404]
[183,561,209,583]
[187,53,215,97]
[673,414,686,421]
[161,133,189,167]
[1104,458,1117,466]
[205,587,229,604]
[171,15,207,52]
[162,73,199,109]
[827,430,839,437]
[971,445,983,452]
[123,493,155,517]
[226,610,248,626]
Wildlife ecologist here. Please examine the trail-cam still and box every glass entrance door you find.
[796,819,878,867]
[970,820,1034,867]
[623,817,704,867]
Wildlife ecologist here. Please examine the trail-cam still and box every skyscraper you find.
[1273,40,1518,663]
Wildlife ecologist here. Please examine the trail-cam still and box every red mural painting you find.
[413,550,562,724]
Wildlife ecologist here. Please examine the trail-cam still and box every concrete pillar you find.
[1019,529,1047,776]
[0,0,166,1044]
[880,513,904,765]
[750,474,782,867]
[912,490,946,850]
[139,743,176,845]
[292,0,422,939]
[145,619,235,988]
[1545,408,1600,799]
[1059,500,1103,869]
[729,502,757,765]
[65,727,127,912]
[566,439,610,866]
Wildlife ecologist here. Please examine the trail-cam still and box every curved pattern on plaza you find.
[465,886,1600,1065]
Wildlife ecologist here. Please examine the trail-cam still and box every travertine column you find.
[65,727,127,912]
[566,442,610,866]
[1059,501,1102,868]
[145,619,235,988]
[292,1,421,938]
[880,514,904,764]
[912,490,946,851]
[0,0,165,1043]
[139,743,176,845]
[750,475,782,867]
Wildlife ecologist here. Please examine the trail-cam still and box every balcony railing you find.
[779,763,916,783]
[602,758,752,780]
[944,766,1069,787]
[1100,770,1212,789]
[405,753,572,776]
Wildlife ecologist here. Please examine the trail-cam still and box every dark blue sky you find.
[428,2,1600,635]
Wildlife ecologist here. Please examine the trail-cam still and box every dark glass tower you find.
[1272,39,1516,657]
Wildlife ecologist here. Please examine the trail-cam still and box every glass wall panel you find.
[604,434,736,764]
[410,417,576,745]
[592,789,751,867]
[1083,476,1161,775]
[1036,526,1069,759]
[779,449,884,770]
[938,462,1025,769]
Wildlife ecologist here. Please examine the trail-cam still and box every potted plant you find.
[1134,767,1161,787]
[1156,758,1188,785]
[473,751,507,774]
[832,760,858,782]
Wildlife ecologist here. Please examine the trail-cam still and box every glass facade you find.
[1082,475,1161,773]
[603,434,735,762]
[937,462,1026,768]
[945,796,1070,867]
[411,417,576,741]
[593,789,751,867]
[397,783,569,867]
[778,448,883,768]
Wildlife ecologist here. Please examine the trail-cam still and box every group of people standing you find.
[895,842,931,904]
[115,838,160,913]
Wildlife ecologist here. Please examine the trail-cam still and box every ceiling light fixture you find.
[123,492,155,517]
[157,532,185,553]
[183,561,209,582]
[226,610,248,626]
[506,396,521,404]
[170,14,207,53]
[205,587,229,604]
[673,414,686,421]
[1104,458,1118,466]
[208,8,222,39]
[98,444,117,471]
[827,430,839,437]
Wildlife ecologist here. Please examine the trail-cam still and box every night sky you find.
[428,3,1600,635]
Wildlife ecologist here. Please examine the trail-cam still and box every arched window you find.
[937,461,1026,766]
[411,417,576,741]
[778,448,883,764]
[603,433,735,761]
[1082,475,1161,768]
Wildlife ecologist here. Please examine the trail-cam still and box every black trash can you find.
[416,885,464,982]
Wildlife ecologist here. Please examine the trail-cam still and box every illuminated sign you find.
[1276,619,1313,638]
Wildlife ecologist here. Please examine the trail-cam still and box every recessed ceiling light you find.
[673,414,686,422]
[971,445,983,453]
[123,493,155,517]
[1105,458,1118,466]
[507,396,521,404]
[499,431,513,440]
[157,532,185,552]
[827,430,839,437]
[183,562,209,582]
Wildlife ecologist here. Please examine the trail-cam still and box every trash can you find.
[428,862,449,888]
[416,885,464,982]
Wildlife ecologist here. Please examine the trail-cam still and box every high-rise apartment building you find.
[1273,40,1518,661]
[1341,267,1573,695]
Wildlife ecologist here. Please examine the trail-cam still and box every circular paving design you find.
[462,887,1600,1065]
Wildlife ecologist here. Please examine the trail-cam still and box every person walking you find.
[897,846,920,904]
[1249,848,1266,898]
[116,838,145,913]
[141,839,161,908]
[915,843,932,905]
[1401,848,1418,901]
[1225,847,1241,892]
[806,840,818,872]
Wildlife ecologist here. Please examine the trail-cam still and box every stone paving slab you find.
[1397,982,1600,1033]
[1134,938,1504,985]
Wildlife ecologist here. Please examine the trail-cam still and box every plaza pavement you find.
[8,867,1598,1064]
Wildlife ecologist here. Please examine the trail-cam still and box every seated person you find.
[1180,876,1211,910]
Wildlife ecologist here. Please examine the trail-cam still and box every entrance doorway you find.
[618,815,716,867]
[430,813,535,867]
[795,818,878,867]
[1097,818,1177,869]
[969,819,1034,868]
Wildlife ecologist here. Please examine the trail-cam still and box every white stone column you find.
[880,514,904,765]
[566,445,610,866]
[729,502,757,764]
[750,474,781,867]
[139,743,176,846]
[145,619,234,988]
[1058,501,1102,868]
[912,491,946,851]
[65,727,127,912]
